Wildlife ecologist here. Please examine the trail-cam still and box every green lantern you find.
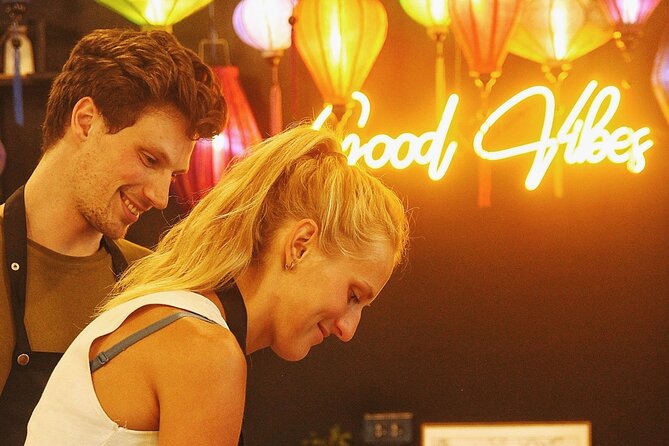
[95,0,213,32]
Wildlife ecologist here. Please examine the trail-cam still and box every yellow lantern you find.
[399,0,450,36]
[508,0,612,83]
[94,0,213,32]
[293,0,388,116]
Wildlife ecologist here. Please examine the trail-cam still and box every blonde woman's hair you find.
[102,124,409,311]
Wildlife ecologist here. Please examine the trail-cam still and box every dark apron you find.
[216,285,249,446]
[0,186,128,445]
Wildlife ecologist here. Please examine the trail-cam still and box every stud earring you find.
[284,260,296,271]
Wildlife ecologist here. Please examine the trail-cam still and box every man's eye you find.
[348,291,360,305]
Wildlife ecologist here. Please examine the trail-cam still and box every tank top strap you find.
[89,310,215,373]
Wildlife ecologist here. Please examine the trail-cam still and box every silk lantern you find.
[508,0,612,82]
[448,0,525,207]
[599,0,663,53]
[172,66,262,208]
[399,0,451,117]
[508,0,612,197]
[652,29,669,125]
[233,0,294,135]
[293,0,388,120]
[94,0,212,32]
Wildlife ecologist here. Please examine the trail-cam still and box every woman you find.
[26,125,409,445]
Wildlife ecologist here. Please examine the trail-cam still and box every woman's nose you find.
[334,309,362,342]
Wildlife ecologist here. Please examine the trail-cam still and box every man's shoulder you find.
[114,239,152,262]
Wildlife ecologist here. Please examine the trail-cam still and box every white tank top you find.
[25,291,228,445]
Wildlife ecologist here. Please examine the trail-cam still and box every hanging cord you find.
[289,11,298,121]
[475,74,497,208]
[268,55,283,135]
[4,1,28,126]
[197,2,231,67]
[433,32,447,121]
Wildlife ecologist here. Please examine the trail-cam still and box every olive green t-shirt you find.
[0,219,151,394]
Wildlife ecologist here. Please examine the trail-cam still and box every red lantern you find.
[172,66,262,208]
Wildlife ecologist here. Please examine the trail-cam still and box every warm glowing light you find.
[550,5,568,61]
[313,84,652,190]
[399,0,451,36]
[312,104,334,130]
[621,0,641,23]
[474,80,653,190]
[94,0,213,28]
[145,0,166,23]
[294,0,388,106]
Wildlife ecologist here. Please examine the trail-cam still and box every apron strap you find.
[3,186,30,364]
[3,186,130,363]
[101,236,128,280]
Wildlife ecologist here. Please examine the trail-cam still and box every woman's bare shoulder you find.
[149,313,247,445]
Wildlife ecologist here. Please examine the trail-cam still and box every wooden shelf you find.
[0,72,57,87]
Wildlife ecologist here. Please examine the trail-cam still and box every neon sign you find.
[313,81,654,190]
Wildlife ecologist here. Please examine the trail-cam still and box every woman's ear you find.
[70,97,98,141]
[284,219,319,268]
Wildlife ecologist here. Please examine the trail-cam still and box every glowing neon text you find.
[313,81,653,190]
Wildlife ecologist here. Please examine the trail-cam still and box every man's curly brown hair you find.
[42,28,227,151]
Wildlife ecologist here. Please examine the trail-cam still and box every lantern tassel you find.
[269,57,283,135]
[289,14,298,121]
[435,34,447,120]
[476,76,495,208]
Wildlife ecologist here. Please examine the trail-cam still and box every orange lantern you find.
[293,0,388,118]
[448,0,525,207]
[448,0,525,92]
[399,0,451,117]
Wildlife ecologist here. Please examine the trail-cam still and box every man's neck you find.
[20,160,103,257]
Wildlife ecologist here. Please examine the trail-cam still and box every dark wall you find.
[4,1,668,445]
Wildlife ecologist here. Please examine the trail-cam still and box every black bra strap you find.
[90,310,215,373]
[215,286,248,354]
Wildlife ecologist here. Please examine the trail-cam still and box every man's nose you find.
[144,172,171,210]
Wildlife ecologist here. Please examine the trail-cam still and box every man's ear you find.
[284,219,319,267]
[70,97,98,141]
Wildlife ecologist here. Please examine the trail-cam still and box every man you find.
[0,28,226,443]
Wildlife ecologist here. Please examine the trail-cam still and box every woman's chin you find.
[273,344,311,362]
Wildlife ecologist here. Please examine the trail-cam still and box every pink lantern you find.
[233,0,294,135]
[652,29,669,125]
[173,66,262,208]
[599,0,663,51]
